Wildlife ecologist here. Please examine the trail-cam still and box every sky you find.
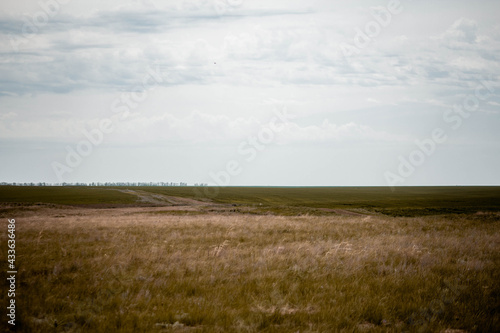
[0,0,499,186]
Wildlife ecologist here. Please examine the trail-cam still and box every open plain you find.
[1,186,499,332]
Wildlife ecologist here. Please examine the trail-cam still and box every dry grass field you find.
[1,199,499,332]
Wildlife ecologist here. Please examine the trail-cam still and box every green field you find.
[146,186,500,216]
[1,186,499,216]
[0,186,137,206]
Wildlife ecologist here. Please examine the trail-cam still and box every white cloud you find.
[440,18,478,45]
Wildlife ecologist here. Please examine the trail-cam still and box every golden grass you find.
[1,206,499,332]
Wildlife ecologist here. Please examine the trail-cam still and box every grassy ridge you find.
[1,186,500,216]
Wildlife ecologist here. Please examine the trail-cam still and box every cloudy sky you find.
[0,0,499,186]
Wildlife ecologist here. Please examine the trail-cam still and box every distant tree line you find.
[0,182,208,187]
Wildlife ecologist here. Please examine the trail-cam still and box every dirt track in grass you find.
[116,189,210,206]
